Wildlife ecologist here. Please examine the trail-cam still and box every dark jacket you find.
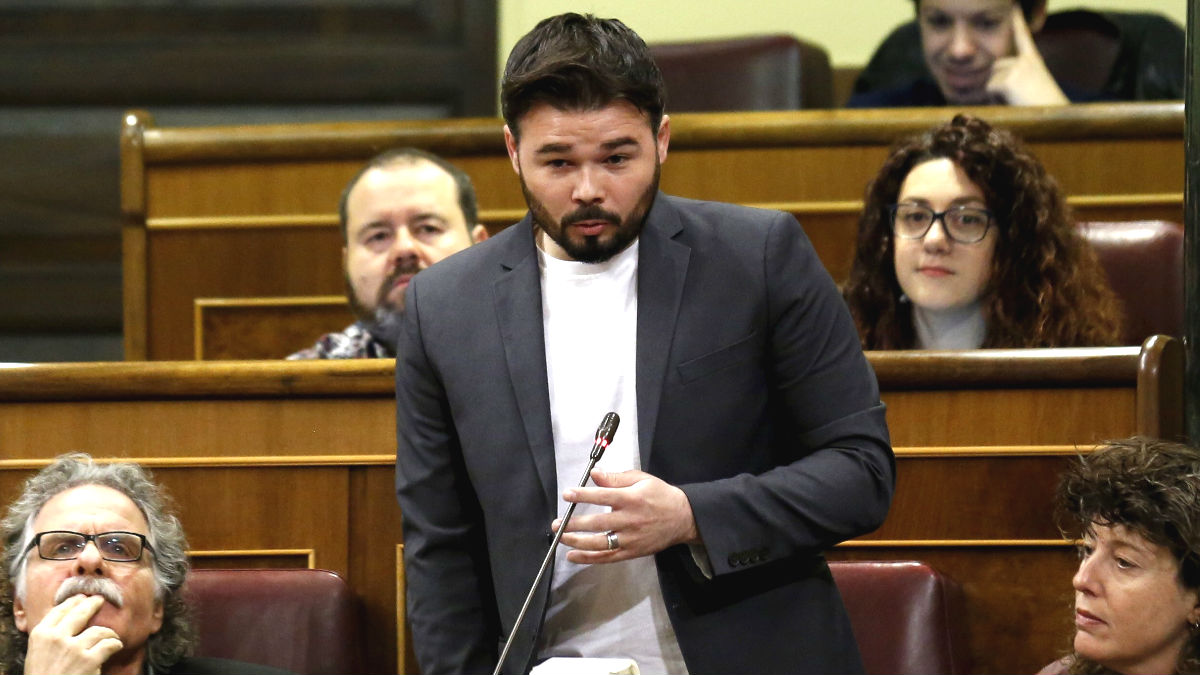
[395,194,895,674]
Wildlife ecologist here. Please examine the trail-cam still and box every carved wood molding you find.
[0,455,395,470]
[134,102,1183,163]
[838,539,1074,548]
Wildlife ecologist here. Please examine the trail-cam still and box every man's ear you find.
[342,245,349,275]
[13,596,27,633]
[470,225,489,243]
[655,115,671,165]
[150,598,164,635]
[503,125,521,175]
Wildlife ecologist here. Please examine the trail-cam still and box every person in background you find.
[0,453,290,674]
[847,0,1183,107]
[288,148,487,359]
[843,114,1121,349]
[1042,437,1200,675]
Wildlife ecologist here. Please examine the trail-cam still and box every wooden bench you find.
[0,338,1179,673]
[121,103,1184,359]
[195,217,1186,360]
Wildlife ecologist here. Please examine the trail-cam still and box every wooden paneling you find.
[0,340,1180,674]
[870,453,1073,541]
[195,296,352,360]
[886,389,1134,446]
[122,103,1185,359]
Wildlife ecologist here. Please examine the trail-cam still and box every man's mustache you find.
[375,261,422,308]
[54,576,124,608]
[562,205,621,228]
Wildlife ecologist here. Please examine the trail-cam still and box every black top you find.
[846,10,1182,108]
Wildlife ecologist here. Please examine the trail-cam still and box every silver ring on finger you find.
[606,531,619,551]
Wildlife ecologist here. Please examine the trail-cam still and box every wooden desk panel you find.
[870,453,1072,541]
[146,160,376,219]
[0,398,394,459]
[124,104,1184,360]
[885,388,1135,447]
[195,296,352,360]
[0,340,1177,674]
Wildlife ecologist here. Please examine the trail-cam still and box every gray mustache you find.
[54,576,124,609]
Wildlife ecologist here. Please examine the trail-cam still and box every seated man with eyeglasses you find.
[0,453,290,675]
[843,113,1122,349]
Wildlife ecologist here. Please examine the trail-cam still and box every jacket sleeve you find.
[395,280,500,674]
[680,212,895,577]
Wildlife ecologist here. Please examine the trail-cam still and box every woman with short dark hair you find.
[1046,437,1200,674]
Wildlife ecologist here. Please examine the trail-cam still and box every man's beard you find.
[521,161,660,264]
[345,262,416,354]
[54,576,124,608]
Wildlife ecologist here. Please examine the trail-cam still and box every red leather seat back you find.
[830,561,970,675]
[185,568,363,675]
[649,35,832,111]
[1077,220,1184,345]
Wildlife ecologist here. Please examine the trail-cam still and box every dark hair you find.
[911,0,1044,21]
[338,147,479,242]
[843,114,1122,349]
[1056,437,1200,674]
[500,12,666,140]
[0,454,194,673]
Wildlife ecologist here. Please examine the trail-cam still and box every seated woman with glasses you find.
[1043,437,1200,674]
[843,114,1121,349]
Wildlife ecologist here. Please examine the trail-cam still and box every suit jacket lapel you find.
[493,217,558,509]
[636,195,690,469]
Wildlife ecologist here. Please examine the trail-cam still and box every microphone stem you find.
[492,455,600,675]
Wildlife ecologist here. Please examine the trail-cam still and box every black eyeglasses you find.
[24,530,154,563]
[888,203,995,244]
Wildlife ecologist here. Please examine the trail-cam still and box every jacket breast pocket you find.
[676,331,760,385]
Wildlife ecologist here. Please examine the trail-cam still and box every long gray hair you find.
[0,454,194,673]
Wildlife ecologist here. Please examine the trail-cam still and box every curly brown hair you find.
[1056,437,1200,674]
[843,114,1122,349]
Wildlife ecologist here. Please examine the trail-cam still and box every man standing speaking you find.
[395,13,894,674]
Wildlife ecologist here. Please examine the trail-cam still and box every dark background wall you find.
[0,0,497,361]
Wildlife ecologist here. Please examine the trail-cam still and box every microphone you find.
[590,411,620,460]
[492,412,620,675]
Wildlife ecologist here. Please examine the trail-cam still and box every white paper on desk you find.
[530,657,640,675]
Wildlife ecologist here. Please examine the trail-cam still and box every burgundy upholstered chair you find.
[1076,220,1184,345]
[185,568,363,675]
[649,35,833,111]
[830,560,970,675]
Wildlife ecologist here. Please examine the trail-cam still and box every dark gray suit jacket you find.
[395,194,895,675]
